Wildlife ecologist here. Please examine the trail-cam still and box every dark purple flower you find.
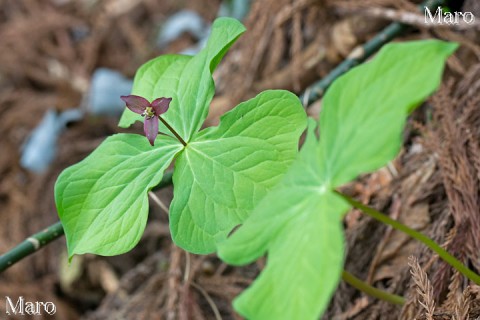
[120,95,172,146]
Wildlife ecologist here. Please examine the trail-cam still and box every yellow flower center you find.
[144,107,155,118]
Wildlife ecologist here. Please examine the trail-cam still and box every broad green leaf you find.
[55,134,183,258]
[319,40,458,187]
[170,90,307,254]
[119,17,246,142]
[218,121,350,319]
[219,40,457,320]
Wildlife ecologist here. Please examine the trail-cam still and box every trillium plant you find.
[55,17,458,319]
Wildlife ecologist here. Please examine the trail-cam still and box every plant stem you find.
[342,270,405,305]
[0,222,64,272]
[337,192,480,286]
[300,0,445,106]
[159,116,187,146]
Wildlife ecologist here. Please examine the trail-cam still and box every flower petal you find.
[144,117,159,146]
[121,95,150,114]
[151,97,172,116]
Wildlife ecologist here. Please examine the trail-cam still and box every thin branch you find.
[148,192,169,214]
[184,251,191,283]
[403,8,478,30]
[338,7,480,31]
[191,282,222,320]
[337,192,480,286]
[300,0,445,107]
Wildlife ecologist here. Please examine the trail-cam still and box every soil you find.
[0,0,479,319]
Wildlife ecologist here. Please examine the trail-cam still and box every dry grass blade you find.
[442,269,463,311]
[454,286,472,320]
[409,256,436,320]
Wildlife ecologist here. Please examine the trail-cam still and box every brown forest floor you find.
[0,0,479,319]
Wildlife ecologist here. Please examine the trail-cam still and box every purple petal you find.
[121,95,150,114]
[144,117,159,146]
[151,97,172,116]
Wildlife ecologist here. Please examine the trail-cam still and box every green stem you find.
[159,116,187,146]
[337,192,480,286]
[300,0,445,106]
[342,270,405,305]
[0,222,64,272]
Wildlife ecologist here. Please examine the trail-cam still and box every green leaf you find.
[218,121,350,319]
[55,134,183,258]
[119,17,246,142]
[218,119,319,262]
[318,40,458,187]
[170,90,307,254]
[233,192,347,320]
[219,40,457,320]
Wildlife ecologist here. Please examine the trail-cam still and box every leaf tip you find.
[444,41,459,55]
[213,16,246,33]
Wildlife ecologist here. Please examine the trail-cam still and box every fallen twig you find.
[338,7,480,31]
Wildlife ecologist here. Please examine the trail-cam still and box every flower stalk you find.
[159,116,187,146]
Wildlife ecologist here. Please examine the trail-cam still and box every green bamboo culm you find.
[0,221,64,272]
[300,0,446,106]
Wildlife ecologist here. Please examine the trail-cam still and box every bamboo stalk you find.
[0,222,64,272]
[300,0,445,106]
